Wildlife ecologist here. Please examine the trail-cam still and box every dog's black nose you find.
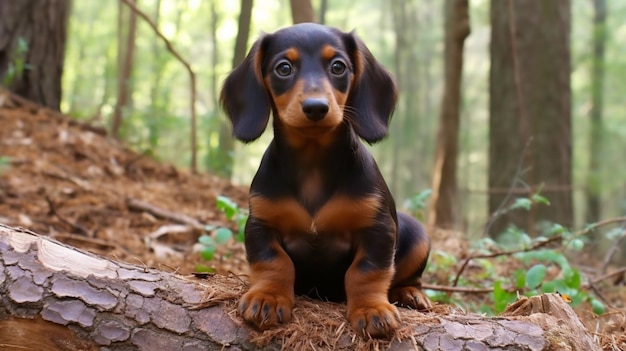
[302,98,329,121]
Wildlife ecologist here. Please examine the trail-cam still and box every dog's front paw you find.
[347,302,400,338]
[239,290,294,330]
[389,285,432,310]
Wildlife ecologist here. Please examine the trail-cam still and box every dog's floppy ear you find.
[220,37,271,143]
[342,31,397,144]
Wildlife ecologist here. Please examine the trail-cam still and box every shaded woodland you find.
[1,0,626,350]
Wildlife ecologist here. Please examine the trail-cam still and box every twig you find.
[483,137,533,236]
[421,283,493,294]
[452,235,561,287]
[455,217,626,287]
[120,0,198,173]
[126,198,204,229]
[588,266,626,286]
[601,228,626,274]
[588,282,613,309]
[44,194,92,236]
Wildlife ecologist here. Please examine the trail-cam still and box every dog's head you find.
[220,23,397,144]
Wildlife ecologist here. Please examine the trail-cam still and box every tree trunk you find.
[389,0,409,197]
[488,0,572,237]
[0,223,601,350]
[585,0,606,225]
[290,0,315,24]
[111,0,138,139]
[319,0,328,25]
[429,0,470,230]
[0,0,70,111]
[208,0,252,178]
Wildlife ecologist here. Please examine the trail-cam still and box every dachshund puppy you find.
[220,23,431,338]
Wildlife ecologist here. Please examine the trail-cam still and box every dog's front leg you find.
[239,216,295,329]
[345,220,400,338]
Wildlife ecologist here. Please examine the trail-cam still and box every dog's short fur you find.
[220,23,431,337]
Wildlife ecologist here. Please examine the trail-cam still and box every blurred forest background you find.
[1,0,626,244]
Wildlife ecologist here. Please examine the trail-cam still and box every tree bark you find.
[0,0,70,111]
[290,0,315,24]
[488,0,572,237]
[585,0,606,224]
[0,223,600,350]
[429,0,470,230]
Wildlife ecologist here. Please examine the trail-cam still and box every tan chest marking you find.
[250,194,382,234]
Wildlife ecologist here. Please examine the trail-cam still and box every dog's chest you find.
[249,193,381,236]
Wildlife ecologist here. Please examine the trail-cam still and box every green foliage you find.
[493,280,516,314]
[445,194,609,316]
[405,189,432,221]
[195,195,248,272]
[2,37,30,86]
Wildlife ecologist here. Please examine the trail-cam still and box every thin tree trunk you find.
[290,0,315,24]
[0,0,70,111]
[111,0,138,139]
[209,0,252,178]
[585,0,606,224]
[389,0,408,197]
[232,0,252,69]
[429,0,470,230]
[319,0,328,25]
[0,224,601,351]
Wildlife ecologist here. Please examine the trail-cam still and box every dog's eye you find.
[275,61,293,77]
[330,60,347,75]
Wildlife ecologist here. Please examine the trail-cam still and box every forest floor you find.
[0,91,249,277]
[0,91,624,350]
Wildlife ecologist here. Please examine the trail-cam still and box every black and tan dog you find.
[220,23,431,338]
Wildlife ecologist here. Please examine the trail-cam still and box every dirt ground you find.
[1,90,624,350]
[0,90,249,276]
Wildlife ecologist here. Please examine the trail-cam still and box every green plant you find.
[404,189,432,221]
[449,193,609,316]
[196,195,248,272]
[2,38,30,86]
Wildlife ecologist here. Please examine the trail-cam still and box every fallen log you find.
[0,223,600,350]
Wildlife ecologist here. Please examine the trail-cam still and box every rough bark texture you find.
[0,0,70,111]
[488,0,572,237]
[429,0,470,230]
[0,223,600,351]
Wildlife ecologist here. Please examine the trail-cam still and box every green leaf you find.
[216,195,238,220]
[543,223,566,237]
[198,235,215,246]
[200,246,216,261]
[526,264,547,289]
[514,269,526,289]
[195,264,216,273]
[531,193,550,206]
[510,198,532,211]
[215,227,233,244]
[493,281,517,314]
[564,268,581,289]
[566,238,584,251]
[590,298,606,315]
[541,281,556,293]
[236,226,245,242]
